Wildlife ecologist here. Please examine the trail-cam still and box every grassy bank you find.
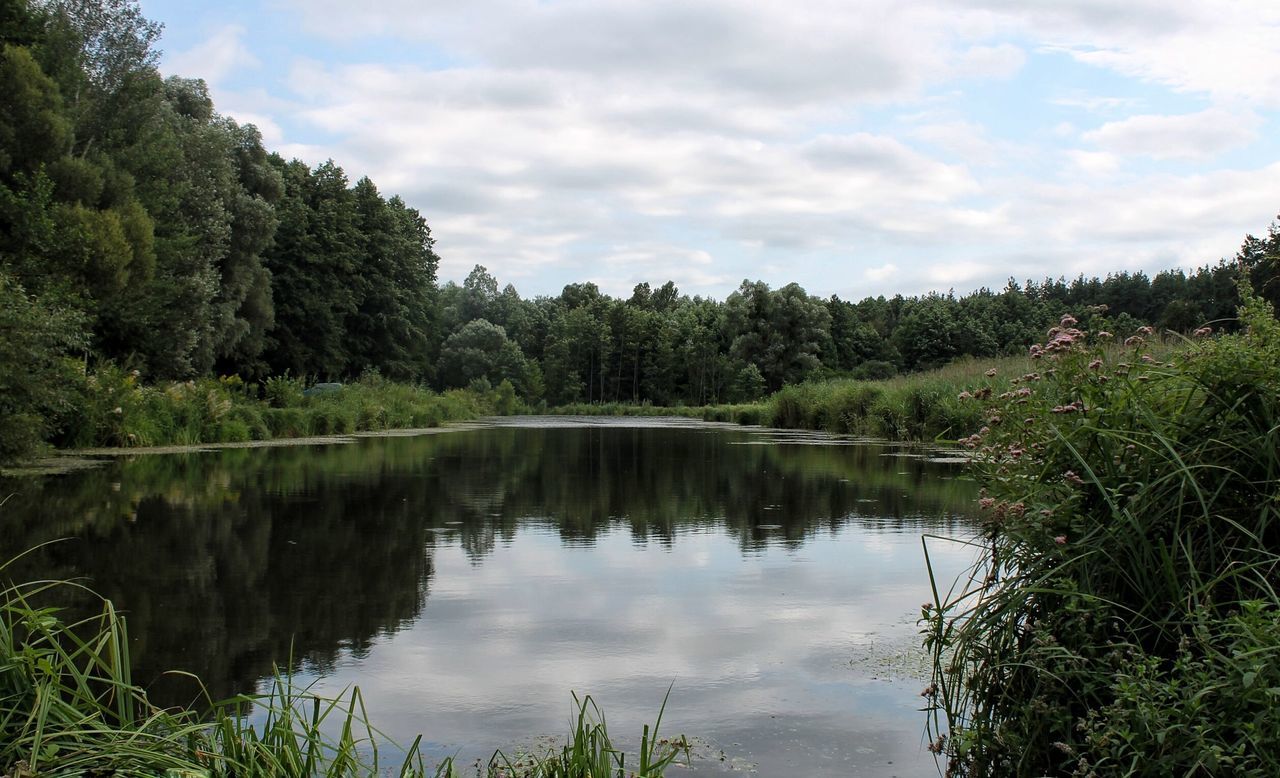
[0,560,687,777]
[921,298,1280,775]
[551,345,1189,445]
[547,401,769,426]
[42,369,511,455]
[549,356,1042,441]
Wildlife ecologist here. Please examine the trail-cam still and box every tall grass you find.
[763,347,1172,442]
[922,293,1280,776]
[0,548,687,777]
[55,371,503,452]
[486,690,687,778]
[547,401,768,426]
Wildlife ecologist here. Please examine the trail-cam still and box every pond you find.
[0,417,979,776]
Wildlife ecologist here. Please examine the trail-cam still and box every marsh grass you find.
[548,402,768,427]
[485,690,688,778]
[0,548,686,778]
[56,370,497,452]
[922,293,1280,776]
[549,349,1176,444]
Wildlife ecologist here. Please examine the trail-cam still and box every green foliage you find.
[6,0,1280,467]
[438,318,529,393]
[0,273,86,463]
[1076,603,1280,777]
[483,691,687,778]
[263,374,305,408]
[0,559,684,777]
[0,43,70,175]
[923,291,1280,776]
[493,378,519,416]
[760,366,998,442]
[724,280,830,391]
[53,368,494,449]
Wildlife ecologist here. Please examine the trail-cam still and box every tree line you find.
[4,0,1280,413]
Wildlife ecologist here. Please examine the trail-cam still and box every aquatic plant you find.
[484,690,687,778]
[0,547,686,777]
[922,284,1280,775]
[54,370,494,452]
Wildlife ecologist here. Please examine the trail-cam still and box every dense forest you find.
[4,0,1280,435]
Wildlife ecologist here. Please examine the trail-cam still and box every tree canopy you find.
[2,0,1277,424]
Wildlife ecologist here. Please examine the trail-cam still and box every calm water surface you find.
[0,417,979,776]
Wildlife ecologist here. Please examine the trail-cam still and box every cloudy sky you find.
[141,0,1280,300]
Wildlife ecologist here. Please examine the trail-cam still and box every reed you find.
[0,548,686,777]
[922,291,1280,776]
[58,371,495,451]
[483,690,687,778]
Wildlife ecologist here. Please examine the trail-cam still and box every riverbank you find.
[551,344,1192,444]
[922,295,1280,775]
[0,369,508,470]
[550,355,1037,441]
[0,567,686,777]
[11,344,1184,471]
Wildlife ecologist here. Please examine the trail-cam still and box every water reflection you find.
[0,418,978,776]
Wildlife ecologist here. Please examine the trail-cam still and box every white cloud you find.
[592,244,729,297]
[864,263,898,282]
[1064,149,1121,177]
[1051,94,1141,114]
[908,120,999,165]
[1083,108,1261,160]
[927,260,995,287]
[162,25,258,86]
[178,0,1280,298]
[978,0,1280,105]
[953,43,1026,79]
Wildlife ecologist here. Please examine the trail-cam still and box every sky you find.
[139,0,1280,301]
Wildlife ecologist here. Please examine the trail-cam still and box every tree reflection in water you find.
[0,420,976,709]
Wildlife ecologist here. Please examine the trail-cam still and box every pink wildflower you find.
[1054,535,1067,545]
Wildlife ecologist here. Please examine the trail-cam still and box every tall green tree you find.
[262,158,359,378]
[724,280,830,390]
[0,272,86,463]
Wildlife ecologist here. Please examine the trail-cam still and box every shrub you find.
[851,359,897,380]
[0,274,88,463]
[767,385,811,428]
[924,292,1280,776]
[263,407,308,437]
[264,375,305,408]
